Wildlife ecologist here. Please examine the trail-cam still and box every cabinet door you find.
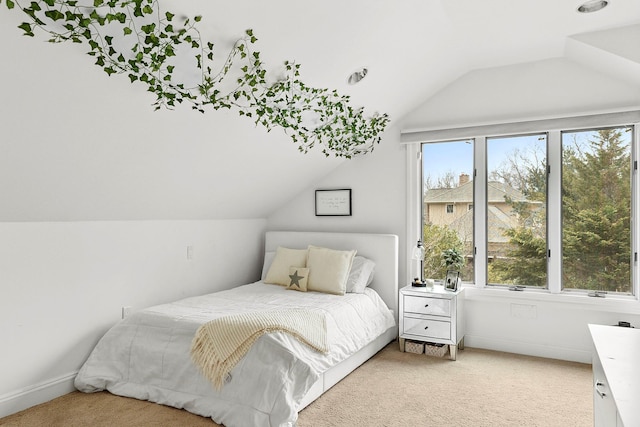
[593,355,617,427]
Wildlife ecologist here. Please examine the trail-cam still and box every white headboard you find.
[265,231,399,314]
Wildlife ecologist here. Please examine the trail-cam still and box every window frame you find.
[484,132,549,289]
[559,126,636,295]
[404,111,640,299]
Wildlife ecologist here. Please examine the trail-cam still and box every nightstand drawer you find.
[403,295,451,317]
[402,317,451,340]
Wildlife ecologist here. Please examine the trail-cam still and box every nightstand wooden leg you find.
[449,345,457,361]
[399,337,405,352]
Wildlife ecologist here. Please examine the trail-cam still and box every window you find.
[405,111,639,296]
[561,127,633,293]
[486,134,547,288]
[421,140,474,283]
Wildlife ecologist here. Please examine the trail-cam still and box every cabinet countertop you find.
[589,324,640,427]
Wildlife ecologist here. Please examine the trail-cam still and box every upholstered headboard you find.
[264,231,399,314]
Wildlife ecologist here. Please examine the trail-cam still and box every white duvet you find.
[74,281,396,427]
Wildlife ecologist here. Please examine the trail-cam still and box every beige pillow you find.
[306,246,356,295]
[264,247,308,286]
[286,267,309,292]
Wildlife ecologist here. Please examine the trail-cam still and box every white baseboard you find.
[464,335,592,364]
[0,372,78,419]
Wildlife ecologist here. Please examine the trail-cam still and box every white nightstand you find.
[399,284,465,360]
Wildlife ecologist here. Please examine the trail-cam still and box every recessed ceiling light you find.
[347,67,368,85]
[577,0,608,13]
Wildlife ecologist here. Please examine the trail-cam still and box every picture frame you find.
[444,270,460,291]
[315,189,352,216]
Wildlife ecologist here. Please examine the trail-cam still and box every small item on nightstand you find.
[412,278,435,288]
[412,277,426,287]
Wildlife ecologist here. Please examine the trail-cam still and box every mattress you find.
[74,281,396,427]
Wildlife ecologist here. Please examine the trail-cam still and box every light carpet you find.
[0,343,592,426]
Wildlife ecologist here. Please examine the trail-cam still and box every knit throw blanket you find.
[190,309,328,389]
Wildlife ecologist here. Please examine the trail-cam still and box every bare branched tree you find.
[424,171,458,190]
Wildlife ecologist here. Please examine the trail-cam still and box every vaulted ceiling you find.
[0,0,638,221]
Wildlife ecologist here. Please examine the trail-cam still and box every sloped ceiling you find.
[0,0,638,221]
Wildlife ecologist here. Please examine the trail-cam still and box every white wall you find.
[0,219,266,417]
[0,8,344,223]
[269,57,640,364]
[464,289,640,363]
[400,57,640,132]
[268,125,408,288]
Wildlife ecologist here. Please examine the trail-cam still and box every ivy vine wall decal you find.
[1,0,390,158]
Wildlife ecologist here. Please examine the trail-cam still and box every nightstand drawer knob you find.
[424,326,429,330]
[424,304,429,307]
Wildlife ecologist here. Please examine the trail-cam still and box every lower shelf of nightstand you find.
[398,336,465,361]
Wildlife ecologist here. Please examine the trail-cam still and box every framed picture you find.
[315,189,352,216]
[444,270,460,291]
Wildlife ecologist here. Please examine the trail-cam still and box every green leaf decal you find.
[18,22,33,36]
[3,0,390,158]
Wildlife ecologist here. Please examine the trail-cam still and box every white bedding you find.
[74,281,396,427]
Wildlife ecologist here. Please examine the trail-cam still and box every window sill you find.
[462,284,640,315]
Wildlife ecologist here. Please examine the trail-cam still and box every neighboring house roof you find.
[449,205,519,244]
[487,206,520,243]
[424,181,528,204]
[448,208,473,242]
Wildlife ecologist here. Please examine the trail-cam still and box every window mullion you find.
[633,124,639,298]
[474,137,487,287]
[406,144,422,282]
[548,131,562,294]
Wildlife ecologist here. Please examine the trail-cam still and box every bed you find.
[74,231,399,426]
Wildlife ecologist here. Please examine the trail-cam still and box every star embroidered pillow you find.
[286,267,309,292]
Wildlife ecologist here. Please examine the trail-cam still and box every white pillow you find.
[306,246,356,295]
[346,256,376,293]
[264,247,308,286]
[261,251,275,280]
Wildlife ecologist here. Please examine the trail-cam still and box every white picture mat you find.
[315,189,351,215]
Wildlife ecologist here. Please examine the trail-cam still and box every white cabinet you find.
[589,324,640,427]
[399,285,464,360]
[592,351,620,426]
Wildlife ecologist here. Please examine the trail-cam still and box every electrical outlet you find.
[122,306,132,319]
[186,245,194,260]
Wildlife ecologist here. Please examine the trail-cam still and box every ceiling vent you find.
[577,0,609,13]
[347,67,368,85]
